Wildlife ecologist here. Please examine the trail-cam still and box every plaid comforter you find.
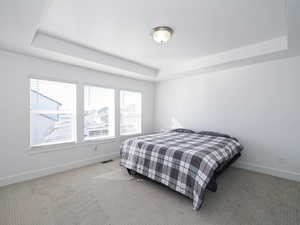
[120,131,243,210]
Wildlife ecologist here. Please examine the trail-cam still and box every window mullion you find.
[115,88,120,138]
[77,83,84,143]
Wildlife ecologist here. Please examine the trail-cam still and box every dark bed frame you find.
[127,152,241,193]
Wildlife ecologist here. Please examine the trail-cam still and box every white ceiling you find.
[0,0,299,81]
[39,0,286,70]
[0,0,51,47]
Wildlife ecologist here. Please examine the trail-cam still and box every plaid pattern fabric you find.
[120,131,243,210]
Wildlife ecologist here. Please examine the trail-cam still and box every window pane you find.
[120,90,142,135]
[31,113,74,146]
[84,86,115,139]
[30,79,75,112]
[30,79,76,146]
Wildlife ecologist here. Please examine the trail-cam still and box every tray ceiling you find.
[39,0,286,70]
[0,0,299,81]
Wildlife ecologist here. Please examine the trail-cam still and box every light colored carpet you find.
[0,158,299,225]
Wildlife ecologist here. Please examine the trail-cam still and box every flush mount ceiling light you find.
[152,26,173,44]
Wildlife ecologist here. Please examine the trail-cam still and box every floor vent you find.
[101,159,113,164]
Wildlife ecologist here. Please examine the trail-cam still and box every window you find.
[84,85,115,140]
[30,79,76,146]
[120,90,142,135]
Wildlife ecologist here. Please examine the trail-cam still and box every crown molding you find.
[157,0,300,81]
[31,31,158,80]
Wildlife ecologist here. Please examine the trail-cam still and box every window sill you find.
[83,136,117,144]
[28,138,117,155]
[29,141,77,154]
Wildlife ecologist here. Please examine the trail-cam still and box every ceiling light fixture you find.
[152,26,173,44]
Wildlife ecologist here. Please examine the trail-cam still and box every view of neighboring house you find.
[120,104,141,135]
[30,89,64,145]
[31,89,112,144]
[84,107,109,138]
[31,88,140,144]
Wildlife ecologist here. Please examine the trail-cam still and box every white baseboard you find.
[234,161,300,182]
[1,155,298,187]
[0,152,120,187]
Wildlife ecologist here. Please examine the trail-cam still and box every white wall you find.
[0,50,155,186]
[1,48,299,185]
[155,56,300,181]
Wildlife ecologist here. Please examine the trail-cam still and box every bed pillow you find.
[197,131,232,139]
[170,128,196,133]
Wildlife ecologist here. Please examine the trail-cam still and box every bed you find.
[120,129,243,210]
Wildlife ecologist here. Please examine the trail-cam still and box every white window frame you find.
[29,76,79,151]
[119,89,143,137]
[28,76,144,153]
[83,84,116,142]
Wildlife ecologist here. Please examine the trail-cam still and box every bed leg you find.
[207,178,218,192]
[127,168,137,176]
